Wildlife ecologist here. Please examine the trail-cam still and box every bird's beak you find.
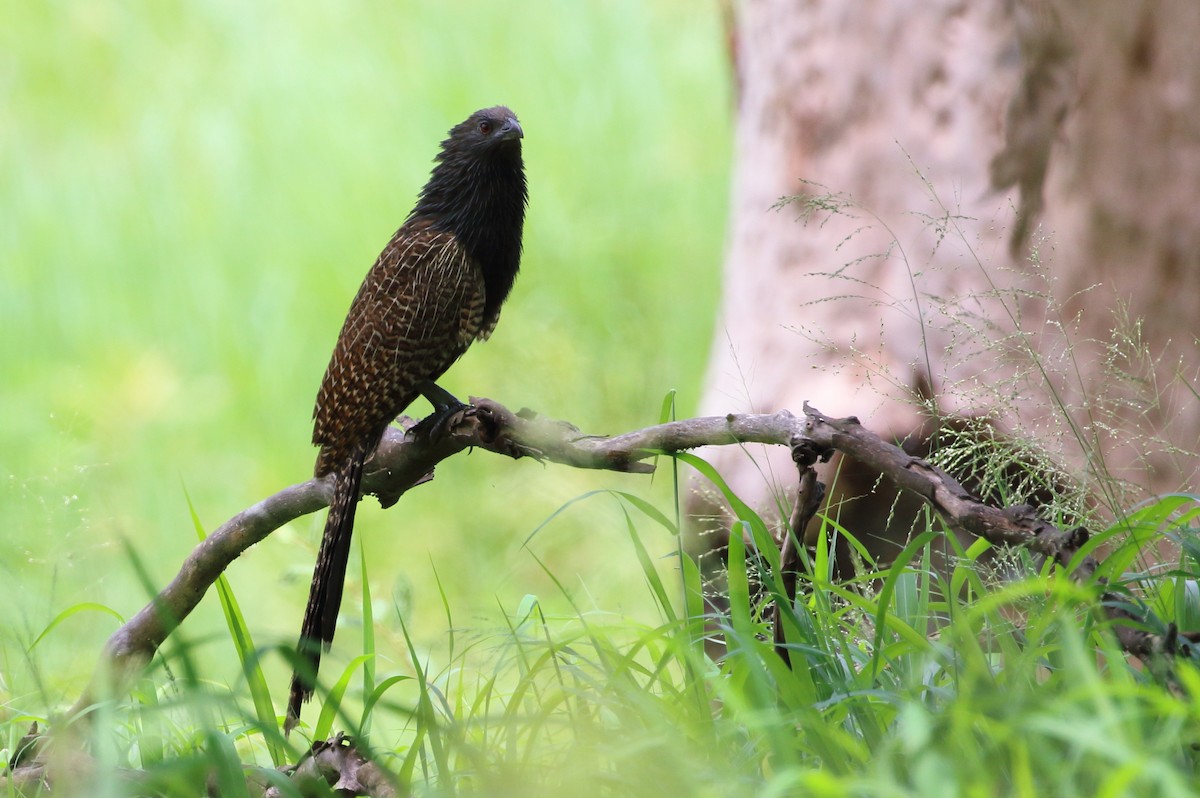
[499,117,523,141]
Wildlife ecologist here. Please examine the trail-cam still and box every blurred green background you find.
[0,1,731,713]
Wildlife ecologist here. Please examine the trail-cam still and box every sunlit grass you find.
[9,478,1200,795]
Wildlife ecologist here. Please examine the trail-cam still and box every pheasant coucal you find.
[287,106,527,731]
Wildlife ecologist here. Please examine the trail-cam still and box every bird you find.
[286,106,527,732]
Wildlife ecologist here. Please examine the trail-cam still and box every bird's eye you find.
[479,120,493,135]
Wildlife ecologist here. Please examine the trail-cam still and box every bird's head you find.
[419,104,526,226]
[446,106,523,157]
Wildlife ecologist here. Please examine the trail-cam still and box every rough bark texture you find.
[691,0,1200,565]
[999,0,1200,493]
[693,0,1023,563]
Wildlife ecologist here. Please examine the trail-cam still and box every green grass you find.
[0,0,730,707]
[7,476,1200,795]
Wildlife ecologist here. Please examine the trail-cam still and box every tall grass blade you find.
[183,489,286,767]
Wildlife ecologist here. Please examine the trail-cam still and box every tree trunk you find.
[1002,0,1200,495]
[690,0,1200,568]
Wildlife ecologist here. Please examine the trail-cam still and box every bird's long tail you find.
[286,450,366,733]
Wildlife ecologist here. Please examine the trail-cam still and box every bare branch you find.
[69,398,1191,724]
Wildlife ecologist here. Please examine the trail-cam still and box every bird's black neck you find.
[410,153,527,322]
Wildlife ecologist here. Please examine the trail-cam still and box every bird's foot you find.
[411,381,471,440]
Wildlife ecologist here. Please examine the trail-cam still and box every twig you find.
[774,438,829,664]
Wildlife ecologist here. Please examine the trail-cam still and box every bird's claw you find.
[411,399,471,441]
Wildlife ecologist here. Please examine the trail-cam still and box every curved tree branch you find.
[69,398,1194,721]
